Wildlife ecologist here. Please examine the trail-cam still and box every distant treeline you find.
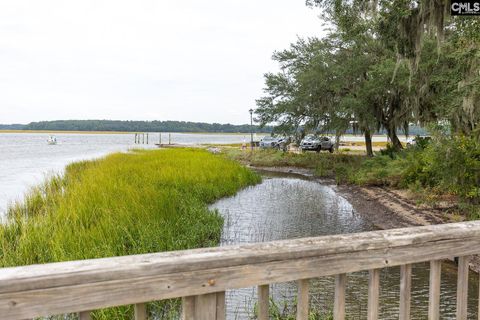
[304,124,427,136]
[346,125,428,136]
[0,120,273,133]
[0,120,427,136]
[0,124,25,130]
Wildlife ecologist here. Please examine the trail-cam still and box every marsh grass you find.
[225,149,365,183]
[1,148,260,319]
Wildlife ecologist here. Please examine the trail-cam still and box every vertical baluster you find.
[399,264,412,320]
[182,296,195,320]
[216,291,226,320]
[367,269,380,320]
[79,311,92,320]
[191,292,225,320]
[134,303,147,320]
[334,273,346,320]
[195,293,217,320]
[457,256,470,320]
[296,279,310,320]
[428,260,441,320]
[258,284,270,320]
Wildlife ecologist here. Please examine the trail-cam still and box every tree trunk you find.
[335,133,341,151]
[386,126,403,151]
[364,130,373,157]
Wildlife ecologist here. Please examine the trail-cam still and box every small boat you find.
[47,136,57,145]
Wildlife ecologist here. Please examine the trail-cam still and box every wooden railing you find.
[2,221,480,319]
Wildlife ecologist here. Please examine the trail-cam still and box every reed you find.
[225,148,365,182]
[0,148,260,318]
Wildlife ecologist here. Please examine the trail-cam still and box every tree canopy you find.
[256,0,480,154]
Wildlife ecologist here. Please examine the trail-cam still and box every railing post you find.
[79,311,92,320]
[296,279,310,320]
[216,291,226,320]
[428,260,441,320]
[182,296,195,320]
[134,303,147,320]
[334,273,346,320]
[456,256,470,320]
[258,284,269,320]
[399,264,412,320]
[367,269,380,320]
[196,293,217,320]
[183,292,225,320]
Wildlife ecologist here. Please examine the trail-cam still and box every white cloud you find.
[0,0,325,124]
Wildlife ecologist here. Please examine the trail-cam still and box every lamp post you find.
[249,109,254,151]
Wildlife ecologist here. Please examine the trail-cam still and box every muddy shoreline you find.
[252,165,480,272]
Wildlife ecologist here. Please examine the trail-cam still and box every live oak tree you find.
[256,0,479,154]
[308,0,480,136]
[256,38,338,144]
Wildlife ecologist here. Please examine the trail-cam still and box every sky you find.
[0,1,325,125]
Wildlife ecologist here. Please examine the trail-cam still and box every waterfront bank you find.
[0,148,260,318]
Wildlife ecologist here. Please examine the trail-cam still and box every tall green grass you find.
[0,148,260,318]
[225,149,366,183]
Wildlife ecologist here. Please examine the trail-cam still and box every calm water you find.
[211,172,479,319]
[0,131,408,216]
[0,132,249,215]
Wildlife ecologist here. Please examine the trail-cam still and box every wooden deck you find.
[1,221,480,319]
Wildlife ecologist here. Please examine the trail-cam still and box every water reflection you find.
[215,176,372,245]
[211,173,479,319]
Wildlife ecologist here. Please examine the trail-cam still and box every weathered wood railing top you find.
[2,221,480,319]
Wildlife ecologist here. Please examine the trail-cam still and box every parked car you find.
[406,135,431,148]
[300,135,334,153]
[259,136,290,151]
[406,137,415,147]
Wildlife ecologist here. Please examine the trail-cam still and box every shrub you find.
[379,143,399,159]
[418,135,480,202]
[355,135,480,205]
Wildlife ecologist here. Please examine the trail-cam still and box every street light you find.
[249,109,254,151]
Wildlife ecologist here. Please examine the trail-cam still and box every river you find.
[0,132,251,216]
[0,131,409,216]
[211,171,479,319]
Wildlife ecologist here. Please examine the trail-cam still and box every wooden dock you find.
[1,221,480,319]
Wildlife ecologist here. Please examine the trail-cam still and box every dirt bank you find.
[253,165,480,272]
[253,165,454,228]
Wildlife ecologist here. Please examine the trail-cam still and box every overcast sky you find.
[0,1,325,125]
